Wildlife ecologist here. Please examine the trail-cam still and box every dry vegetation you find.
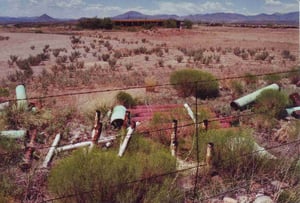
[0,24,299,202]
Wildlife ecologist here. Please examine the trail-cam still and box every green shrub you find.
[116,91,136,108]
[230,80,244,96]
[48,136,183,203]
[196,128,282,179]
[170,69,219,99]
[254,89,290,119]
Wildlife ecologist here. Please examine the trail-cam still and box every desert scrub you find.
[116,91,136,108]
[230,80,244,96]
[176,55,183,63]
[196,128,285,179]
[254,89,290,119]
[48,136,183,203]
[170,69,219,99]
[0,35,9,40]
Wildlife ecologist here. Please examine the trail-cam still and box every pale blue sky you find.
[0,0,299,18]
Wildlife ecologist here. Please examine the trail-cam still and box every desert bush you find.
[183,19,193,29]
[102,53,110,61]
[255,51,269,61]
[0,87,9,97]
[52,49,61,57]
[281,50,296,61]
[233,47,241,56]
[176,55,183,63]
[163,19,178,28]
[170,69,219,99]
[69,51,81,62]
[158,59,164,67]
[70,36,81,44]
[0,35,9,40]
[144,56,149,61]
[195,128,287,181]
[116,91,136,108]
[84,46,90,53]
[55,55,68,64]
[230,80,244,96]
[114,50,122,59]
[108,58,117,70]
[125,62,133,71]
[144,77,157,92]
[254,89,290,119]
[48,136,182,203]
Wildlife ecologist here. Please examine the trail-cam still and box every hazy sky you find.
[0,0,299,18]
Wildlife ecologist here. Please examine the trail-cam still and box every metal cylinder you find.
[110,105,126,129]
[16,85,28,110]
[230,83,280,110]
[0,130,27,138]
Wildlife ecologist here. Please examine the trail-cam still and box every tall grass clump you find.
[254,89,290,119]
[48,136,183,203]
[116,91,136,108]
[170,69,219,99]
[196,128,283,179]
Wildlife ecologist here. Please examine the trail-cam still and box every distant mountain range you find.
[113,11,299,25]
[0,11,298,25]
[0,14,70,24]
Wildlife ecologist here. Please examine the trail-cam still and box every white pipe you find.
[0,130,27,138]
[55,141,93,153]
[285,106,300,116]
[118,127,135,157]
[98,136,116,144]
[184,103,196,123]
[42,134,61,168]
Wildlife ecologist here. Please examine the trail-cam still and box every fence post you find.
[91,110,102,146]
[206,142,214,173]
[170,119,178,157]
[20,129,36,170]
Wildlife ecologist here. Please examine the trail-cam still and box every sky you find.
[0,0,299,18]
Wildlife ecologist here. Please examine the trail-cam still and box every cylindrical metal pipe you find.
[184,103,196,123]
[231,83,280,110]
[118,122,136,157]
[42,134,61,168]
[110,105,126,129]
[285,106,300,116]
[0,130,27,138]
[55,141,93,153]
[16,84,28,110]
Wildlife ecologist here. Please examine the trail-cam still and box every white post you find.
[42,134,61,168]
[118,122,139,157]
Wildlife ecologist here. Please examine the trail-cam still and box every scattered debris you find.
[42,133,61,168]
[20,129,37,170]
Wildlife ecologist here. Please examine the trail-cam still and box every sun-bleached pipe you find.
[0,130,27,138]
[184,103,196,123]
[118,122,140,157]
[55,141,93,153]
[16,84,28,110]
[42,134,61,168]
[231,83,280,110]
[285,106,300,116]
